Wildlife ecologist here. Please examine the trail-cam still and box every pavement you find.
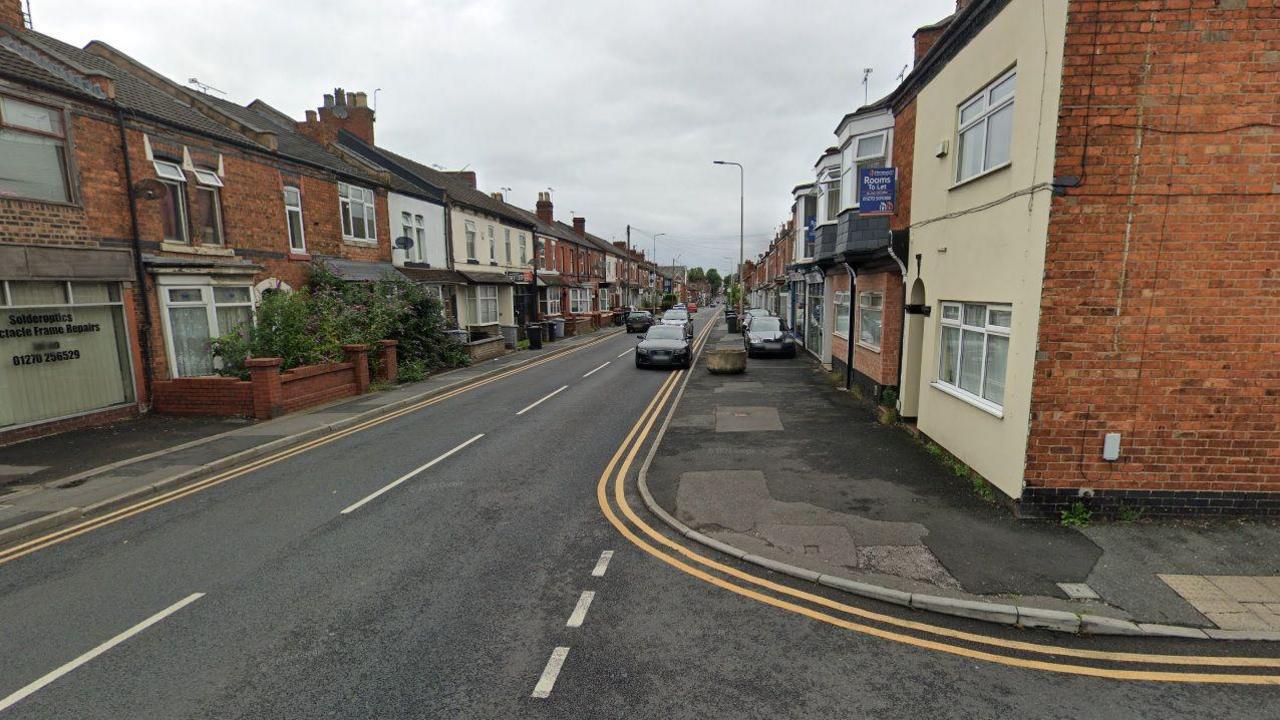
[0,326,622,548]
[2,309,1278,718]
[642,316,1280,635]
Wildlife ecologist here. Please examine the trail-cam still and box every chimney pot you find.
[334,88,346,105]
[323,93,335,108]
[491,192,504,202]
[305,109,318,123]
[353,91,368,108]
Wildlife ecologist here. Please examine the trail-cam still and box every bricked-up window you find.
[464,220,478,260]
[858,292,883,349]
[283,186,305,253]
[956,70,1015,183]
[833,290,851,336]
[154,160,189,243]
[465,285,498,324]
[0,95,70,203]
[938,302,1010,409]
[191,169,224,245]
[338,182,376,241]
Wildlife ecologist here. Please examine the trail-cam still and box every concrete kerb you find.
[0,328,623,550]
[632,318,1266,642]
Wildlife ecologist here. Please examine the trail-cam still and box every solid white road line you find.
[616,348,633,359]
[565,591,596,628]
[531,647,570,699]
[515,385,569,416]
[340,434,485,514]
[582,362,610,378]
[591,550,614,577]
[0,592,205,713]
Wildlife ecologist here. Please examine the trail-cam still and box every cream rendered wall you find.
[448,206,530,275]
[906,0,1067,498]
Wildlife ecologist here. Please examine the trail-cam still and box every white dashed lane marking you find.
[582,362,610,378]
[591,550,614,577]
[515,385,569,416]
[531,647,570,699]
[616,348,633,359]
[565,591,596,628]
[340,434,484,514]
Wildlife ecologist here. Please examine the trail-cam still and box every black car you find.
[635,325,693,369]
[625,311,654,333]
[743,316,797,358]
[741,308,774,334]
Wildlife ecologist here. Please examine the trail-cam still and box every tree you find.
[706,268,722,293]
[687,267,706,284]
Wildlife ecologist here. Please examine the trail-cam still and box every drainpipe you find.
[842,261,856,391]
[441,195,459,324]
[116,108,154,406]
[886,230,909,408]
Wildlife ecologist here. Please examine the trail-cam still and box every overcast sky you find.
[36,0,955,274]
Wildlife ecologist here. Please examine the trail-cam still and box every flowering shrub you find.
[212,263,468,380]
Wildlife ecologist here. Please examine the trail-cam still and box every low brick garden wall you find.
[152,342,397,420]
[464,335,507,363]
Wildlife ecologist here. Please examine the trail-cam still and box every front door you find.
[805,280,824,356]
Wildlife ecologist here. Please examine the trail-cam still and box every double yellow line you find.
[596,316,1280,684]
[0,332,620,567]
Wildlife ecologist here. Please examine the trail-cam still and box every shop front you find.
[0,246,139,437]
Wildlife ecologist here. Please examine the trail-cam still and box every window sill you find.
[833,331,849,340]
[159,242,235,257]
[287,252,312,261]
[949,161,1012,191]
[342,238,378,247]
[930,381,1004,418]
[466,259,480,265]
[857,341,882,354]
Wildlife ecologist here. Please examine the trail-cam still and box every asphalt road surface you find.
[1,310,1276,718]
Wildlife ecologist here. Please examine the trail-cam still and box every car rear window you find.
[629,312,651,319]
[752,318,782,332]
[663,310,688,320]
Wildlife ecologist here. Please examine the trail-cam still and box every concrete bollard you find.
[705,348,747,374]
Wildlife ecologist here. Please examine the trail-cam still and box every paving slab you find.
[713,406,783,433]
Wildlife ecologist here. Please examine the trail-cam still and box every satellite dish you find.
[133,178,165,200]
[394,235,415,250]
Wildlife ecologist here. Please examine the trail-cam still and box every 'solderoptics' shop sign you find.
[1,283,134,429]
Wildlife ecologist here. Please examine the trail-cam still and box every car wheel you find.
[682,357,692,369]
[635,357,643,368]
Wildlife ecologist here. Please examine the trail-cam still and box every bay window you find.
[466,285,498,325]
[339,182,376,240]
[161,284,254,377]
[852,133,887,206]
[937,301,1011,410]
[542,288,561,315]
[569,287,590,314]
[0,95,70,203]
[956,70,1016,183]
[283,185,306,253]
[822,170,840,222]
[858,292,883,349]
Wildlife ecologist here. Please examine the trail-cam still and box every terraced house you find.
[0,3,424,442]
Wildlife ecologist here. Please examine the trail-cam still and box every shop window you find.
[1,280,134,429]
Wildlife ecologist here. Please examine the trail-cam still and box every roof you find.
[0,32,99,98]
[14,31,251,144]
[337,131,534,228]
[396,266,467,285]
[890,0,1009,113]
[833,92,896,136]
[500,203,583,246]
[456,268,515,285]
[314,255,402,282]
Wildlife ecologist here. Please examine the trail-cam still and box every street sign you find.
[858,167,896,216]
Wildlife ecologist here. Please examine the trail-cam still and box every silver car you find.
[659,308,693,339]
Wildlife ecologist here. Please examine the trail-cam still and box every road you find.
[0,310,1276,718]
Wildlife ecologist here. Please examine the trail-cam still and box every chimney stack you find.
[572,217,586,237]
[1,0,25,29]
[536,191,553,224]
[445,170,477,188]
[307,86,376,146]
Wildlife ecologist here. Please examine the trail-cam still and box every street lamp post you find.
[713,160,744,318]
[651,232,665,306]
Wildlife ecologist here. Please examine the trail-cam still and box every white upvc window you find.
[599,288,611,311]
[936,301,1011,411]
[161,284,254,377]
[487,225,496,262]
[956,69,1016,183]
[504,228,512,264]
[464,220,478,260]
[465,285,498,325]
[849,132,887,207]
[542,288,561,315]
[338,182,377,240]
[283,185,306,253]
[154,159,188,244]
[519,233,528,265]
[858,291,883,350]
[569,287,591,314]
[819,168,840,222]
[833,290,851,337]
[413,214,426,262]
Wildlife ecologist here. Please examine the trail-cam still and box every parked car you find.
[743,316,796,358]
[741,308,774,333]
[635,325,693,369]
[660,308,693,338]
[625,310,655,333]
[687,302,698,314]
